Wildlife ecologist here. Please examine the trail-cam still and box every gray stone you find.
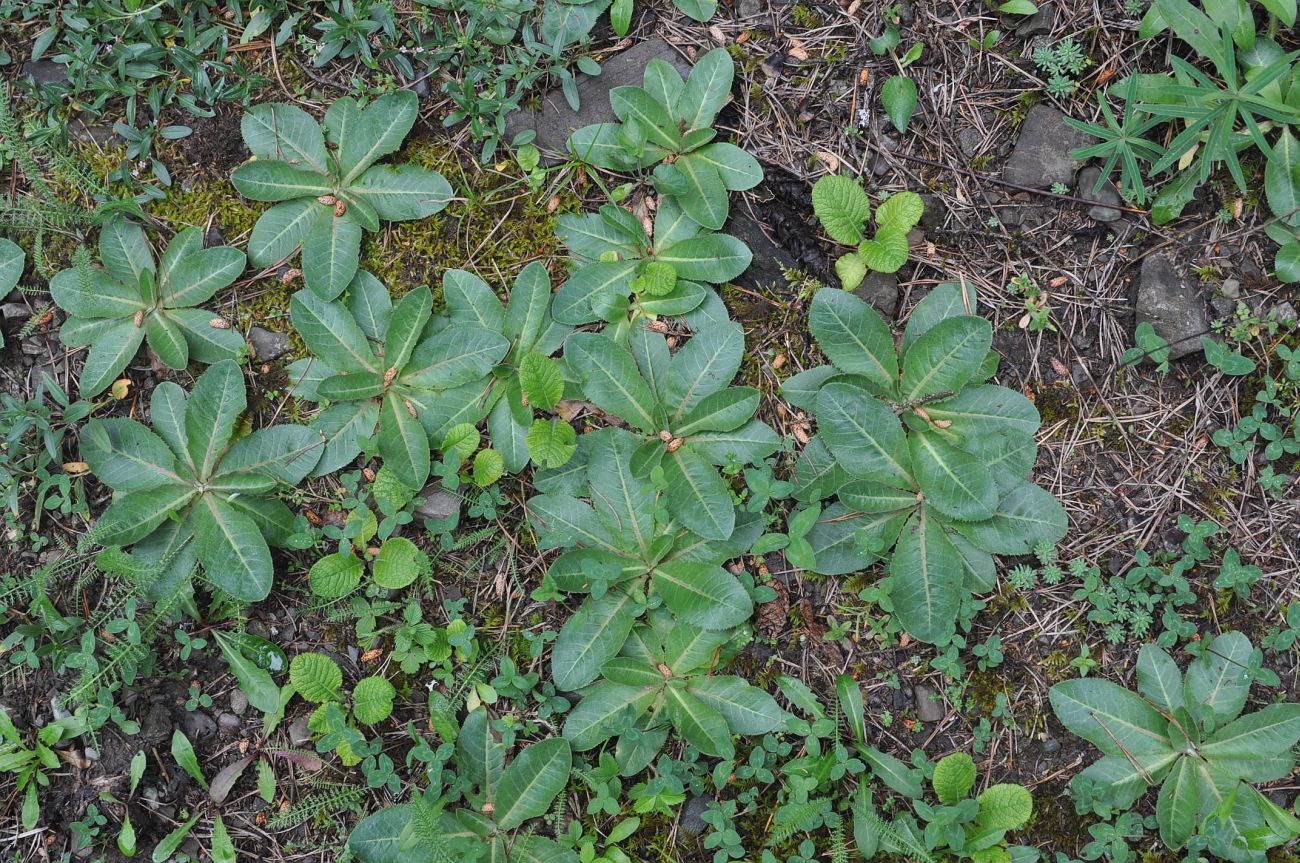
[247,326,290,362]
[218,712,241,732]
[1273,301,1298,325]
[1210,296,1235,319]
[182,710,217,741]
[288,715,312,747]
[913,684,945,722]
[1220,278,1240,299]
[506,39,692,162]
[415,487,460,521]
[724,209,795,290]
[853,271,899,318]
[0,303,31,322]
[1136,253,1206,359]
[1015,2,1055,36]
[22,60,67,85]
[957,127,984,157]
[680,794,712,835]
[1002,105,1091,190]
[918,194,946,229]
[228,689,248,716]
[1077,167,1122,222]
[1042,737,1061,753]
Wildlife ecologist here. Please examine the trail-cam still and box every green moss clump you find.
[791,3,823,27]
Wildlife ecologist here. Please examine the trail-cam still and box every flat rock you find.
[248,326,290,361]
[1077,166,1122,222]
[1015,2,1055,36]
[182,710,217,741]
[854,271,899,319]
[724,207,796,290]
[680,794,712,835]
[1136,253,1205,359]
[913,683,945,722]
[1002,105,1091,190]
[22,60,67,86]
[506,39,691,162]
[415,487,460,521]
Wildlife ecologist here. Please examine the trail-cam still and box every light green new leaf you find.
[374,536,426,589]
[976,783,1033,831]
[289,652,343,703]
[812,176,872,245]
[933,753,977,805]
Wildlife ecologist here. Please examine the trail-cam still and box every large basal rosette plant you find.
[231,91,452,300]
[82,360,322,602]
[782,284,1067,645]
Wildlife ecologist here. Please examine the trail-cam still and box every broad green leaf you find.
[495,738,572,829]
[859,745,924,798]
[341,90,419,182]
[665,684,734,758]
[193,494,273,601]
[311,400,379,476]
[352,165,452,220]
[170,729,207,788]
[96,485,196,546]
[50,266,146,319]
[186,360,246,479]
[99,218,155,288]
[900,316,992,401]
[954,482,1068,555]
[665,321,744,418]
[835,252,869,291]
[976,783,1033,831]
[349,806,445,863]
[655,234,752,283]
[231,159,330,201]
[663,447,735,540]
[1185,631,1252,724]
[247,198,319,267]
[781,366,839,412]
[1156,757,1199,848]
[215,425,323,485]
[167,308,246,364]
[527,418,578,469]
[875,192,925,231]
[564,682,657,750]
[909,430,997,521]
[923,385,1040,437]
[675,387,759,437]
[887,510,962,644]
[644,58,685,113]
[161,246,246,308]
[881,75,918,133]
[1137,644,1185,714]
[609,86,679,150]
[318,372,384,402]
[678,48,734,130]
[352,676,396,725]
[82,418,182,490]
[528,493,620,553]
[385,286,433,373]
[289,652,342,703]
[0,240,23,298]
[302,209,362,300]
[1265,128,1300,227]
[77,317,145,397]
[565,333,659,433]
[459,709,504,794]
[520,353,565,410]
[662,155,728,230]
[144,312,188,370]
[933,752,977,805]
[1078,752,1181,810]
[1202,703,1300,759]
[444,269,506,331]
[374,536,426,589]
[151,383,196,466]
[1277,242,1300,283]
[683,419,779,467]
[808,289,898,395]
[552,590,639,691]
[815,382,914,487]
[690,676,785,734]
[902,282,977,350]
[812,176,871,245]
[652,560,752,629]
[1049,678,1175,757]
[402,326,509,389]
[241,103,329,173]
[552,260,638,325]
[309,551,363,599]
[347,270,393,340]
[378,392,431,490]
